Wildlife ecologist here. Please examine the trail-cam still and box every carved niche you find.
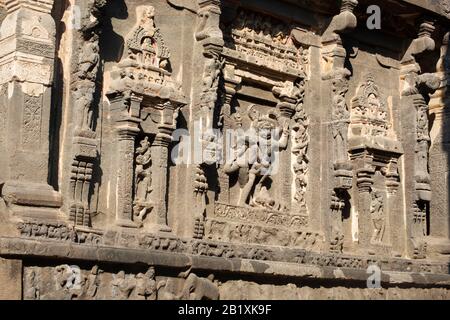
[107,5,186,231]
[199,8,320,250]
[348,74,403,254]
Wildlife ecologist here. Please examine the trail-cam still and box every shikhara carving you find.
[125,5,170,70]
[0,0,450,301]
[350,74,390,137]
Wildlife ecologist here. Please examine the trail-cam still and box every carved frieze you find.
[24,264,219,300]
[222,8,308,77]
[350,74,390,139]
[108,6,185,103]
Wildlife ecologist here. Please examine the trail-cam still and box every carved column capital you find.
[356,167,375,193]
[401,19,436,66]
[322,0,358,44]
[116,123,140,141]
[195,0,223,55]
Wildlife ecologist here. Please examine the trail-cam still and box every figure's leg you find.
[238,173,256,206]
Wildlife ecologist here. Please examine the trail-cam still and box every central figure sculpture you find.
[224,105,289,209]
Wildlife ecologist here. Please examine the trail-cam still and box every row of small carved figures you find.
[26,266,219,300]
[228,11,292,44]
[16,222,445,274]
[226,37,301,61]
[18,222,102,244]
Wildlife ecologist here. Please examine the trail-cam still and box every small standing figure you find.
[370,192,385,244]
[134,136,153,223]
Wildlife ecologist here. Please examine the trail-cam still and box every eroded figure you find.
[370,192,385,243]
[135,267,158,300]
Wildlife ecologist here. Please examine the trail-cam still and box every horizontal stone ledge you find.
[402,0,449,19]
[1,237,450,288]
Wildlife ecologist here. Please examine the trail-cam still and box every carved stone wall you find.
[0,0,450,300]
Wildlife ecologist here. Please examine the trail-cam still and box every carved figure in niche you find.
[134,136,153,223]
[112,271,136,300]
[292,108,309,207]
[202,55,224,102]
[370,191,385,243]
[200,54,224,124]
[225,105,289,208]
[415,140,430,183]
[332,94,349,153]
[331,71,350,163]
[76,34,100,81]
[135,267,158,300]
[125,6,170,70]
[85,265,102,298]
[73,82,95,131]
[416,106,430,142]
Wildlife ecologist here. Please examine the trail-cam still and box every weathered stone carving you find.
[321,0,358,253]
[400,19,440,259]
[1,0,450,301]
[133,136,153,225]
[0,0,62,219]
[223,9,308,75]
[63,0,109,227]
[370,191,385,244]
[350,74,389,137]
[224,106,289,208]
[107,5,186,231]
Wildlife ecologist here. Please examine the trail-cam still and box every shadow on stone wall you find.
[444,31,450,273]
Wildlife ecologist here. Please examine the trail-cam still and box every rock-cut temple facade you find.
[0,0,450,300]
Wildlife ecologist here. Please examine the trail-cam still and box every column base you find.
[1,180,62,220]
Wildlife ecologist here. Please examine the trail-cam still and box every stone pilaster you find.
[400,19,440,258]
[321,0,358,253]
[151,130,173,232]
[0,0,62,219]
[115,122,141,228]
[355,166,376,250]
